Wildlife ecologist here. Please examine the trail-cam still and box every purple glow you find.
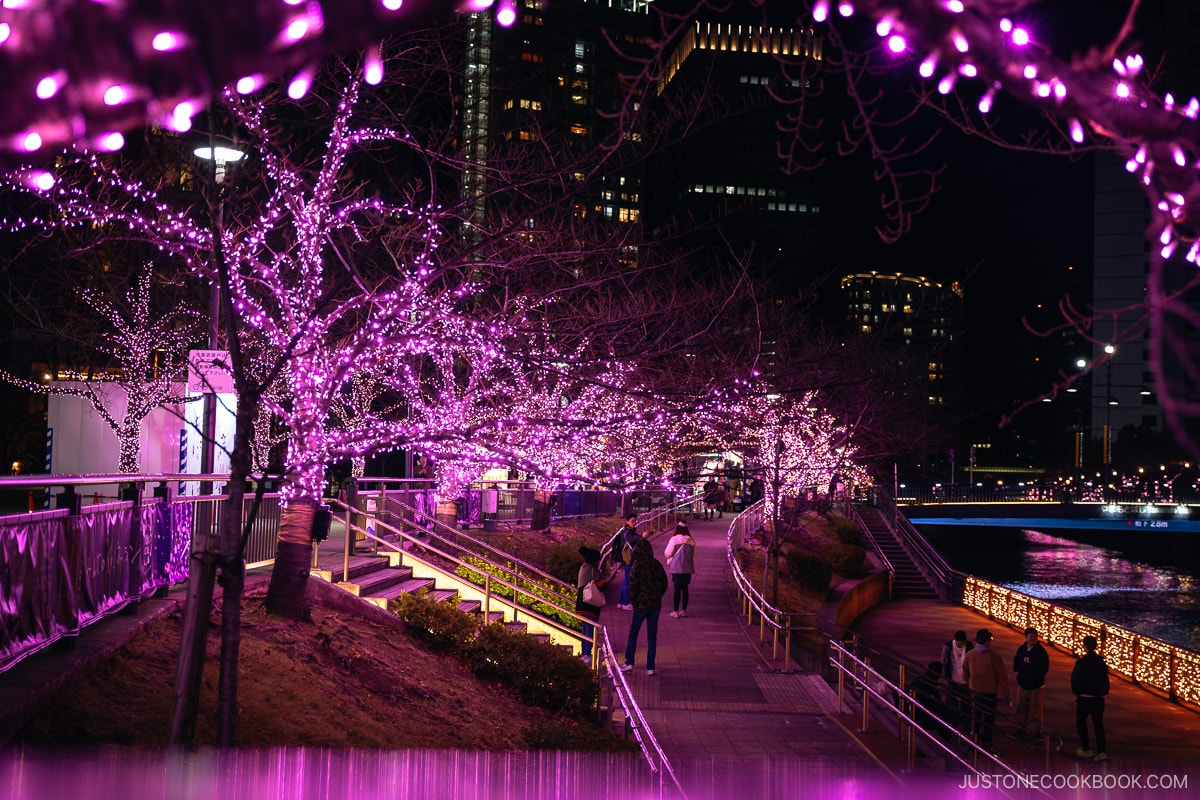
[0,22,10,45]
[20,131,41,151]
[978,89,994,113]
[958,63,977,78]
[945,0,964,12]
[288,69,313,99]
[381,0,403,9]
[1011,27,1030,46]
[1069,119,1084,143]
[919,55,937,78]
[813,0,829,22]
[103,84,129,105]
[1116,82,1130,99]
[283,18,311,43]
[1174,147,1187,167]
[887,35,905,54]
[36,74,63,100]
[96,131,125,151]
[462,0,493,9]
[1023,64,1037,80]
[151,31,183,51]
[875,19,892,37]
[236,74,264,94]
[837,1,853,17]
[952,32,968,53]
[937,74,955,95]
[496,2,516,26]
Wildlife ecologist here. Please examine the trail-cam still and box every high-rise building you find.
[642,20,825,282]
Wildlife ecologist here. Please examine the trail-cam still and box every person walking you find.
[574,546,605,664]
[609,514,640,610]
[1012,627,1050,738]
[962,628,1011,751]
[664,520,696,618]
[941,630,970,730]
[621,537,668,675]
[715,478,729,519]
[702,477,718,520]
[1071,635,1110,761]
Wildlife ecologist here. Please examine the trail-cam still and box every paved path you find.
[605,515,904,797]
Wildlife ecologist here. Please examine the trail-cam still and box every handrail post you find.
[784,621,793,673]
[860,657,871,733]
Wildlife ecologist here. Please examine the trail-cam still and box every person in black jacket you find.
[1013,627,1050,737]
[1070,635,1110,761]
[620,537,668,675]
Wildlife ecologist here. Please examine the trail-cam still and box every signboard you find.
[188,349,234,394]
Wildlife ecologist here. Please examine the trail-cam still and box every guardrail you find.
[599,625,687,799]
[868,489,956,596]
[326,496,586,650]
[963,576,1200,712]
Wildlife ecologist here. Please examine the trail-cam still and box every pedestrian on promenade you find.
[575,546,605,663]
[716,477,729,519]
[702,477,718,520]
[1071,635,1110,761]
[962,628,1011,751]
[609,513,640,610]
[1012,627,1050,738]
[941,630,970,730]
[912,661,951,733]
[664,520,696,618]
[621,537,668,675]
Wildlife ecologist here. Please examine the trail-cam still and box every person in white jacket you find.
[664,521,696,618]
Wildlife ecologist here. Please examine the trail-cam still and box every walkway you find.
[607,515,904,797]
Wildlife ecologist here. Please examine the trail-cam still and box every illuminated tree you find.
[0,265,202,472]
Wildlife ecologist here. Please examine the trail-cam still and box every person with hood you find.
[941,630,970,728]
[962,628,1011,751]
[1071,635,1110,761]
[575,546,605,663]
[621,536,668,675]
[664,520,696,618]
[1012,627,1050,738]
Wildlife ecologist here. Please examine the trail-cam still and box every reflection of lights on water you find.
[1005,582,1187,600]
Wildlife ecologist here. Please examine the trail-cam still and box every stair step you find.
[504,621,527,635]
[394,577,437,595]
[458,599,482,614]
[529,632,551,645]
[427,589,459,604]
[332,555,391,583]
[357,566,415,595]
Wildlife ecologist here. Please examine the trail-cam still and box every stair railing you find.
[325,497,587,650]
[850,507,895,580]
[599,625,687,799]
[599,490,705,572]
[867,489,958,600]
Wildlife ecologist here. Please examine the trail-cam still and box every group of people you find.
[701,477,729,520]
[573,514,697,674]
[932,626,1110,760]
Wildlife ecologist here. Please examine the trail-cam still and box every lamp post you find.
[193,144,244,491]
[1103,344,1116,465]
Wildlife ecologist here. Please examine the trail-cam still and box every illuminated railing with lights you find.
[963,576,1200,710]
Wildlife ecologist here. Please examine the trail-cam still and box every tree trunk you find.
[168,549,217,747]
[264,499,317,618]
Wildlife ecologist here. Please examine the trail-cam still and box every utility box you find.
[481,489,499,514]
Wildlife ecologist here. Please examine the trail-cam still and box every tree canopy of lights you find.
[0,265,202,473]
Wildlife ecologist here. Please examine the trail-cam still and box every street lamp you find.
[1103,344,1115,465]
[193,142,245,491]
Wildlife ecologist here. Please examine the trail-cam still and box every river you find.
[914,524,1200,652]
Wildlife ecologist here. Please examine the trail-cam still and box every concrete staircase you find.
[856,507,940,599]
[326,551,553,643]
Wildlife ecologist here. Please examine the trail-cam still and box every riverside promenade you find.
[3,509,1197,800]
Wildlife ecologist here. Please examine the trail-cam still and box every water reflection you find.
[923,526,1200,651]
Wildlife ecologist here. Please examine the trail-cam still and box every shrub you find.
[821,542,867,577]
[829,513,862,545]
[453,556,581,630]
[546,539,595,584]
[467,623,598,718]
[784,549,833,595]
[391,591,479,652]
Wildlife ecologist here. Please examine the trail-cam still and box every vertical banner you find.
[178,428,187,497]
[43,427,53,508]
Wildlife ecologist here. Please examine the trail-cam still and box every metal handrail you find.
[850,507,895,578]
[869,489,956,590]
[326,498,587,648]
[599,626,688,799]
[827,639,1036,787]
[387,498,576,599]
[599,490,703,570]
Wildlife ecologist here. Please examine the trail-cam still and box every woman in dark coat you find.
[575,546,605,663]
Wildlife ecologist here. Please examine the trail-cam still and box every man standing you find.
[621,537,668,675]
[1013,627,1050,738]
[962,629,1011,752]
[1071,635,1110,762]
[609,514,640,610]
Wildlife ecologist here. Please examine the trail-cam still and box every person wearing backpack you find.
[609,514,640,610]
[621,536,669,675]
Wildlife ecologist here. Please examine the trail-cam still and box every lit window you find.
[570,124,589,136]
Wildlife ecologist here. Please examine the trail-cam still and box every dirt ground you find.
[16,520,632,751]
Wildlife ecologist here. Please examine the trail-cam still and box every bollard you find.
[93,491,99,505]
[27,490,33,512]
